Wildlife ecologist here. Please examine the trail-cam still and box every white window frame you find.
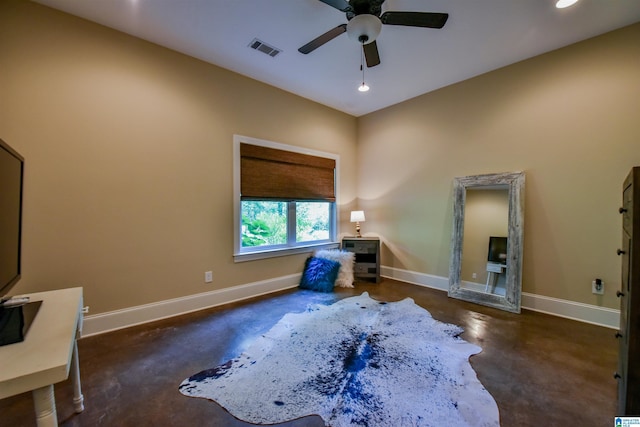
[233,135,340,262]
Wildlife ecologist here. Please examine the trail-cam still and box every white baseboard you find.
[380,266,449,291]
[520,292,620,329]
[83,267,620,337]
[381,266,620,329]
[82,274,301,337]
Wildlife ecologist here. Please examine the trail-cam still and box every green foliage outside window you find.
[241,201,330,248]
[296,202,330,242]
[241,201,286,247]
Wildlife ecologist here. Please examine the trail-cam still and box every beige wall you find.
[357,22,640,309]
[2,1,639,315]
[0,1,358,313]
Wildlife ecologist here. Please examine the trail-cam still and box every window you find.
[241,200,331,248]
[233,135,339,262]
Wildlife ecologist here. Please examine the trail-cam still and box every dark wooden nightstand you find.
[341,237,380,283]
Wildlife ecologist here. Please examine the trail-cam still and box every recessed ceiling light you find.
[556,0,579,8]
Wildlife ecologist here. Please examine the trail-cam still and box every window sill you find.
[234,242,340,263]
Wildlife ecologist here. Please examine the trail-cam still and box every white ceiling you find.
[34,0,640,117]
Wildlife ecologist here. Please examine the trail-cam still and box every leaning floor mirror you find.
[448,171,525,313]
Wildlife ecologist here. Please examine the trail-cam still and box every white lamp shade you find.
[350,210,366,222]
[346,15,382,44]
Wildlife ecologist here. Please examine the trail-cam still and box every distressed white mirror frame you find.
[448,171,525,313]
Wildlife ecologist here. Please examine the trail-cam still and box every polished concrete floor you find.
[1,279,618,426]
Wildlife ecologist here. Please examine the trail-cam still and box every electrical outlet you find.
[592,279,604,295]
[472,273,477,279]
[205,271,213,283]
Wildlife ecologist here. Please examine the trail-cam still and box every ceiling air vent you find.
[249,38,282,58]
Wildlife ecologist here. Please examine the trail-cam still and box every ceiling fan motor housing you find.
[346,0,384,19]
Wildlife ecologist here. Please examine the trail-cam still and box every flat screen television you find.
[487,236,507,265]
[0,138,24,299]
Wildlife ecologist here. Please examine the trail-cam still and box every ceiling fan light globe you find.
[556,0,579,7]
[347,14,382,45]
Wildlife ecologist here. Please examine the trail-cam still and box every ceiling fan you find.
[298,0,449,67]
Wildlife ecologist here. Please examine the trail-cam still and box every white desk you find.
[0,287,84,426]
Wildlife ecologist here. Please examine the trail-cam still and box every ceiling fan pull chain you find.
[358,44,370,92]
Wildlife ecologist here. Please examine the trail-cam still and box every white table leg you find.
[32,385,58,427]
[485,271,498,293]
[70,340,84,413]
[485,272,495,292]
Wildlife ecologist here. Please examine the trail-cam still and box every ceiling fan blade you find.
[380,11,449,29]
[363,41,380,67]
[318,0,351,12]
[298,24,347,54]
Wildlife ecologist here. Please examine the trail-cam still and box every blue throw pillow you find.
[299,256,341,292]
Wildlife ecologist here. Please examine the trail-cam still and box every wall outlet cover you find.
[592,280,604,295]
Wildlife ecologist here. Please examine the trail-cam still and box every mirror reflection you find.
[461,186,509,296]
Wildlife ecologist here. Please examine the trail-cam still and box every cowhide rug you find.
[179,292,499,427]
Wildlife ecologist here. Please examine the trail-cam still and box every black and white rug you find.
[179,292,499,427]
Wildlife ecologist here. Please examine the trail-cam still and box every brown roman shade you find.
[240,143,336,202]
